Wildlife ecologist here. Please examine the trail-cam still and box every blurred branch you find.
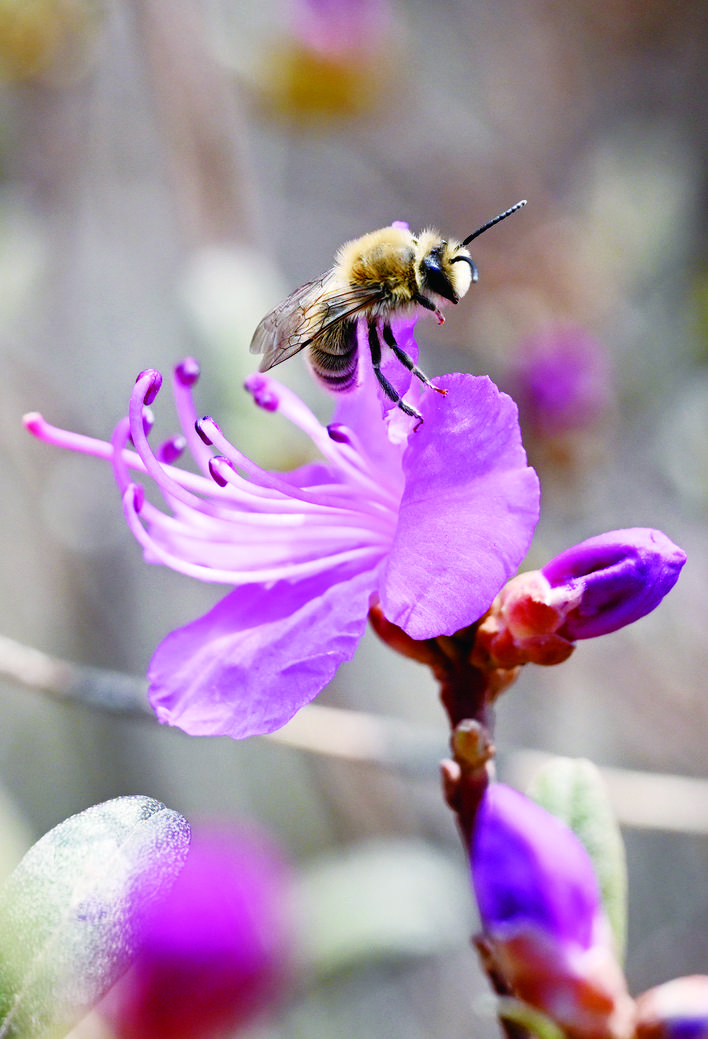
[0,634,152,718]
[3,632,708,835]
[130,0,258,246]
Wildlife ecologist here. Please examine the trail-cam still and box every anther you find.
[22,412,44,435]
[175,357,200,387]
[327,423,355,445]
[126,483,145,513]
[208,456,231,487]
[195,417,218,446]
[137,369,162,405]
[245,374,280,412]
[157,435,187,465]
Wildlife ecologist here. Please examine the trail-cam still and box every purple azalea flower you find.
[471,783,635,1039]
[511,326,612,437]
[24,326,539,739]
[103,826,294,1039]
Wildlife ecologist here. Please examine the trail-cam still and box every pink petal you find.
[380,373,540,639]
[148,568,378,738]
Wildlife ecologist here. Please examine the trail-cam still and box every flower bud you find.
[471,784,635,1039]
[635,976,708,1039]
[472,528,685,671]
[541,528,686,640]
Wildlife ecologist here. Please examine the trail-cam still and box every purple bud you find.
[472,784,601,950]
[471,784,635,1039]
[541,528,686,639]
[636,977,708,1039]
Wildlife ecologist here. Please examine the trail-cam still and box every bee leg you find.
[413,293,445,325]
[367,322,423,426]
[382,323,447,398]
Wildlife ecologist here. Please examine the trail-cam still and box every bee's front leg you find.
[413,293,445,325]
[381,324,447,398]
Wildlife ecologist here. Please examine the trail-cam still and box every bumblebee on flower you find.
[24,317,540,740]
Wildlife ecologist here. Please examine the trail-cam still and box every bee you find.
[250,200,526,423]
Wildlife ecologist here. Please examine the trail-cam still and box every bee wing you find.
[250,270,386,372]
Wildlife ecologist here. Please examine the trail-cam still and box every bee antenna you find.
[461,199,527,248]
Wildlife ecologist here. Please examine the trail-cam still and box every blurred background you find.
[1,0,708,1035]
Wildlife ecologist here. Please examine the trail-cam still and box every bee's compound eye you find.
[420,253,458,304]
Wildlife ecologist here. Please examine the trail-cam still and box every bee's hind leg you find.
[381,324,447,397]
[367,323,423,427]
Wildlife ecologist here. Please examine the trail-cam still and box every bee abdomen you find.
[309,318,358,391]
[313,364,359,391]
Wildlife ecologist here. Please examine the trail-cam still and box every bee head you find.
[415,234,474,305]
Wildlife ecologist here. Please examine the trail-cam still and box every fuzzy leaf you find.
[526,757,627,961]
[0,795,191,1039]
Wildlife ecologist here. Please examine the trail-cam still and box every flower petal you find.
[148,568,378,738]
[380,373,540,639]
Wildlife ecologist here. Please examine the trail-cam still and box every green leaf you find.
[497,997,568,1039]
[0,795,191,1039]
[297,839,473,978]
[526,757,627,961]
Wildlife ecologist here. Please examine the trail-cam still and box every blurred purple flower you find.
[104,826,294,1039]
[295,0,390,56]
[471,783,635,1039]
[24,334,539,739]
[636,977,708,1039]
[512,326,612,438]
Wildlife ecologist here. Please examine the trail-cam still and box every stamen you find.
[172,360,214,478]
[121,483,384,584]
[244,374,400,506]
[23,412,148,473]
[196,414,364,509]
[126,380,232,517]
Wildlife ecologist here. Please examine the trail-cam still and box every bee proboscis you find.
[250,200,526,424]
